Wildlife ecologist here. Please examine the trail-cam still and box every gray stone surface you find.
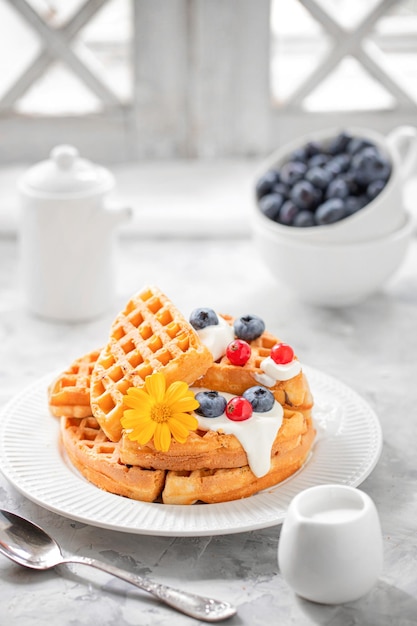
[1,234,416,626]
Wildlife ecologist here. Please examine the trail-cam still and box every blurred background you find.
[0,0,416,235]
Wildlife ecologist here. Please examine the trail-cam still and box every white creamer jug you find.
[19,145,131,322]
[278,485,384,604]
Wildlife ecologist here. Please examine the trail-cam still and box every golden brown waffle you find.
[48,350,100,418]
[114,314,316,503]
[120,408,311,471]
[90,286,213,442]
[61,416,166,502]
[194,316,313,412]
[57,293,316,504]
[161,416,315,504]
[61,412,314,504]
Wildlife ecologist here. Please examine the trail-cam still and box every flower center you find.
[151,403,172,423]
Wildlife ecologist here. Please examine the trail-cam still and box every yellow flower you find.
[121,372,199,452]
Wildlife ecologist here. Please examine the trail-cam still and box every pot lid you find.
[21,145,114,195]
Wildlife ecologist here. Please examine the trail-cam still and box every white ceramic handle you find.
[387,126,417,181]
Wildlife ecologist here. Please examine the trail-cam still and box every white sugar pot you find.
[19,145,131,322]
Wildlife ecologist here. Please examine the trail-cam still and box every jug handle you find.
[387,125,417,181]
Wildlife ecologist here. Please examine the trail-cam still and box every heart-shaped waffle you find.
[90,286,213,442]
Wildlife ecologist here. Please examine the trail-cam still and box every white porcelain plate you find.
[0,366,382,536]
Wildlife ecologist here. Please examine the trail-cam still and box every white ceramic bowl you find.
[252,211,414,307]
[255,126,417,244]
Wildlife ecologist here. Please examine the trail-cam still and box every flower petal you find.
[154,422,172,452]
[164,381,190,405]
[171,395,200,414]
[168,417,192,443]
[171,412,198,430]
[129,419,157,445]
[120,409,144,428]
[122,404,153,423]
[120,409,151,430]
[145,372,166,402]
[123,388,153,411]
[122,372,200,451]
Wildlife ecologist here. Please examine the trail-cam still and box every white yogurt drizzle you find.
[196,314,302,387]
[193,315,302,476]
[192,388,283,477]
[195,315,234,361]
[255,357,301,387]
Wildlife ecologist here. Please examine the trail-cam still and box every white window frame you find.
[0,0,416,165]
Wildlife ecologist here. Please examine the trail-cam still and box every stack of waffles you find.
[48,286,315,504]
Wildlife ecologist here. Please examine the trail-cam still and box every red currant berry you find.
[225,397,253,421]
[271,342,294,365]
[226,339,251,366]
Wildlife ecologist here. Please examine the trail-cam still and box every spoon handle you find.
[64,555,236,622]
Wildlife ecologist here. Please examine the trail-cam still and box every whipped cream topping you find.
[192,388,283,477]
[196,316,234,361]
[255,357,302,387]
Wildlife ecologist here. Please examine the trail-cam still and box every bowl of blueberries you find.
[252,126,417,306]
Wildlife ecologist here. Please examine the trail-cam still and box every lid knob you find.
[20,144,114,195]
[50,145,79,170]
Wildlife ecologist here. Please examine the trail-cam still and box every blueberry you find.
[345,195,368,216]
[289,146,308,162]
[367,178,386,200]
[195,391,227,418]
[325,153,350,175]
[243,386,275,413]
[292,141,321,160]
[351,147,391,186]
[308,153,330,168]
[280,161,307,186]
[325,178,350,200]
[255,170,280,199]
[278,200,299,225]
[258,193,285,221]
[255,131,391,231]
[346,137,374,155]
[375,157,392,181]
[271,182,290,198]
[293,210,316,227]
[305,166,333,190]
[290,180,322,211]
[327,131,352,155]
[305,141,322,158]
[234,315,265,341]
[315,198,347,225]
[339,171,361,195]
[189,308,219,330]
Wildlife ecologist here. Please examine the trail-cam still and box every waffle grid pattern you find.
[90,287,212,441]
[61,414,315,505]
[48,350,101,418]
[61,416,166,502]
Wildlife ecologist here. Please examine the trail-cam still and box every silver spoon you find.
[0,509,236,622]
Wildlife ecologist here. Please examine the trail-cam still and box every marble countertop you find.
[1,231,417,626]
